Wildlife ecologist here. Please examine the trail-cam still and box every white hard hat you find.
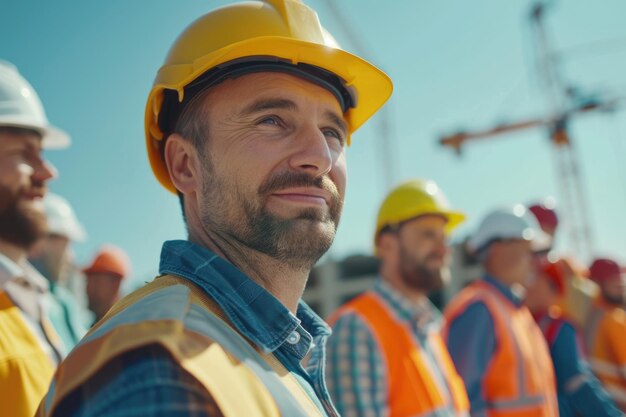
[43,193,86,242]
[468,204,552,254]
[0,60,70,149]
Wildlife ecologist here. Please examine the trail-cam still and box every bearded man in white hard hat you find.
[442,205,559,417]
[29,193,91,350]
[0,60,69,417]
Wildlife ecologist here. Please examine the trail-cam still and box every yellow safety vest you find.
[38,275,330,417]
[0,290,56,417]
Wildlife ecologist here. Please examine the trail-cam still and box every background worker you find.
[0,60,68,417]
[326,179,469,417]
[29,192,90,349]
[584,257,626,411]
[525,260,621,417]
[38,0,392,416]
[528,201,597,329]
[443,205,559,417]
[82,244,130,324]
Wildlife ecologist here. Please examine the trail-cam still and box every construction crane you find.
[438,2,620,260]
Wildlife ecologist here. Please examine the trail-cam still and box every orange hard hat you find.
[83,245,131,279]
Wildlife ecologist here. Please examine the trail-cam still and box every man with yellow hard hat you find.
[38,1,392,416]
[326,179,470,417]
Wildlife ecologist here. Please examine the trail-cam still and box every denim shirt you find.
[58,240,337,417]
[159,240,337,417]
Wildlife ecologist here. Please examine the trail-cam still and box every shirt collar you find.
[0,252,49,292]
[159,240,330,354]
[482,273,523,306]
[374,279,441,331]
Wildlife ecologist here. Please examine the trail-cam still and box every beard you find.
[398,244,448,293]
[603,291,624,306]
[199,162,343,271]
[0,183,47,250]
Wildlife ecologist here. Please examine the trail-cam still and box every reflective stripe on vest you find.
[41,278,326,417]
[0,290,55,417]
[331,291,469,417]
[480,288,546,411]
[444,281,557,417]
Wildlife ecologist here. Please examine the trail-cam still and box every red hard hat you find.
[539,260,565,295]
[83,245,131,279]
[589,258,621,283]
[528,203,559,235]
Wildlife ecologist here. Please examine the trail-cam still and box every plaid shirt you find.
[326,280,449,417]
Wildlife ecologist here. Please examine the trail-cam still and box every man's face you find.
[491,239,534,286]
[393,215,449,293]
[524,271,556,313]
[191,73,347,270]
[601,276,625,305]
[85,272,123,316]
[0,129,56,249]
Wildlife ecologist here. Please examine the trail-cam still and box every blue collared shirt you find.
[56,240,336,417]
[535,313,622,417]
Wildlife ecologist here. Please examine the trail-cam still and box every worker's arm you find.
[445,302,496,417]
[52,344,224,417]
[552,321,622,417]
[325,312,388,417]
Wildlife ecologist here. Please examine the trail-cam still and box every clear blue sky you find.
[3,1,625,287]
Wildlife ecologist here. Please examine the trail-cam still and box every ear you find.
[164,134,200,195]
[377,232,399,262]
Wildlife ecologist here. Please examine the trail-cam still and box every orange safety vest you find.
[38,275,329,417]
[0,290,56,417]
[330,291,470,417]
[583,298,626,410]
[443,281,558,417]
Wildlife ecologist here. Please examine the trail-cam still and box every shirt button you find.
[287,331,301,345]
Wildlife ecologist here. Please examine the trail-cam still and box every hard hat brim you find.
[468,226,553,254]
[42,125,71,150]
[0,117,70,150]
[145,36,393,193]
[444,211,466,235]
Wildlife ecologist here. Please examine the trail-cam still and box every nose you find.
[288,125,333,177]
[434,237,449,258]
[33,157,57,183]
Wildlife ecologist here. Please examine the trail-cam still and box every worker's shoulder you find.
[445,296,493,325]
[93,277,195,329]
[603,306,626,328]
[445,283,495,315]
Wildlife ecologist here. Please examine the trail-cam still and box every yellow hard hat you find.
[145,0,393,193]
[375,179,466,241]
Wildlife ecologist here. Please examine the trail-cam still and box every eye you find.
[323,128,346,147]
[258,115,283,127]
